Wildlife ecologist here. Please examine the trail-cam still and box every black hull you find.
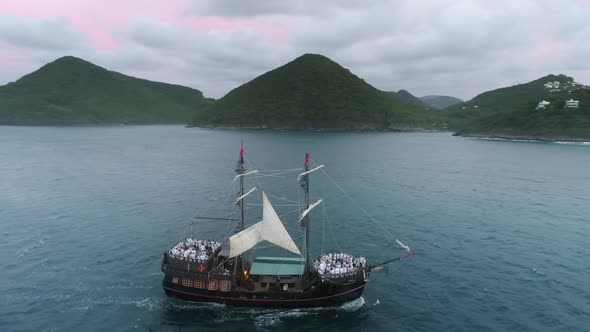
[162,278,366,308]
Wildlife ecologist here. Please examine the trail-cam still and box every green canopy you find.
[249,257,305,276]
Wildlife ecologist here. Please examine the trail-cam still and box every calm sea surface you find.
[0,125,589,331]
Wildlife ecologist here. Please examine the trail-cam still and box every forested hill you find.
[192,54,442,130]
[386,90,432,109]
[420,95,463,109]
[0,56,209,125]
[449,74,590,140]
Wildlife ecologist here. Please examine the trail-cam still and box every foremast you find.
[299,153,324,274]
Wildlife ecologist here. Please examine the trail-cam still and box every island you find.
[0,56,210,125]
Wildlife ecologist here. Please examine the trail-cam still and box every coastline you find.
[453,132,590,143]
[188,123,447,133]
[0,122,188,127]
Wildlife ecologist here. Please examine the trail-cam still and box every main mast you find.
[236,140,246,231]
[298,154,324,274]
[301,153,311,272]
[234,140,246,279]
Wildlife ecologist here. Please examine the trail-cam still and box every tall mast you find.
[233,140,246,280]
[301,153,311,271]
[236,140,246,231]
[298,155,324,274]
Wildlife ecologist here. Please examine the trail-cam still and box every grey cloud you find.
[2,0,590,101]
[186,0,388,18]
[0,13,84,50]
[186,0,296,17]
[127,18,188,50]
[118,0,590,100]
[89,47,169,72]
[118,17,291,97]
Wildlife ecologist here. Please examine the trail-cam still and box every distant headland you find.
[1,54,588,141]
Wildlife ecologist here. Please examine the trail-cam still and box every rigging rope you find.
[316,163,403,249]
[244,156,304,260]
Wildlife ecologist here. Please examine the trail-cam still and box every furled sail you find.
[234,187,257,205]
[298,199,323,222]
[229,192,301,258]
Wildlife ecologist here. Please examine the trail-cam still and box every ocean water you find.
[0,125,589,332]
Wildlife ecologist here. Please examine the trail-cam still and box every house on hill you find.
[536,100,551,110]
[565,99,579,109]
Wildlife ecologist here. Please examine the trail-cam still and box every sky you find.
[1,0,589,100]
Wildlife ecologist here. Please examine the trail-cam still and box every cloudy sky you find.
[1,0,589,100]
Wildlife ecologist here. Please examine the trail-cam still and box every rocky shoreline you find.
[453,132,590,142]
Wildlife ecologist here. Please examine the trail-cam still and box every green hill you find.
[449,74,590,140]
[0,56,209,125]
[192,54,442,130]
[419,95,463,109]
[449,74,574,113]
[386,89,432,109]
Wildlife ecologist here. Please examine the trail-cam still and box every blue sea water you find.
[0,125,589,331]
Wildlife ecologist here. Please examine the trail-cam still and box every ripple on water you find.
[2,128,590,331]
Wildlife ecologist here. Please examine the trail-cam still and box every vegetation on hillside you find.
[455,88,590,139]
[386,90,431,109]
[4,55,585,139]
[0,56,210,125]
[420,95,463,109]
[447,74,590,139]
[192,54,443,130]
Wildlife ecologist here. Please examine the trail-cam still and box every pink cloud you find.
[0,0,291,50]
[0,56,12,67]
[170,13,293,43]
[530,39,568,63]
[0,42,31,83]
[0,0,192,49]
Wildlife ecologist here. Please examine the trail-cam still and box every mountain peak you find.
[294,53,331,61]
[386,89,431,109]
[53,55,86,62]
[285,53,342,69]
[0,56,206,125]
[536,73,574,84]
[194,54,438,129]
[46,55,100,68]
[419,95,463,109]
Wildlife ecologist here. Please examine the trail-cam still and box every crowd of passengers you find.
[312,252,366,277]
[169,238,221,262]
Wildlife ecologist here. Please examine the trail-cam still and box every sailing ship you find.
[161,142,415,308]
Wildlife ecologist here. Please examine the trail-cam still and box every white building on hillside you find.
[565,99,579,109]
[536,100,551,110]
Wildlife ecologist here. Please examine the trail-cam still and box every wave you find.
[16,238,46,258]
[553,141,590,146]
[469,137,543,143]
[252,297,366,329]
[470,136,590,145]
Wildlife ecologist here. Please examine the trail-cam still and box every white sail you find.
[297,165,324,181]
[234,187,257,205]
[396,239,410,252]
[234,170,258,181]
[229,192,301,258]
[298,199,323,222]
